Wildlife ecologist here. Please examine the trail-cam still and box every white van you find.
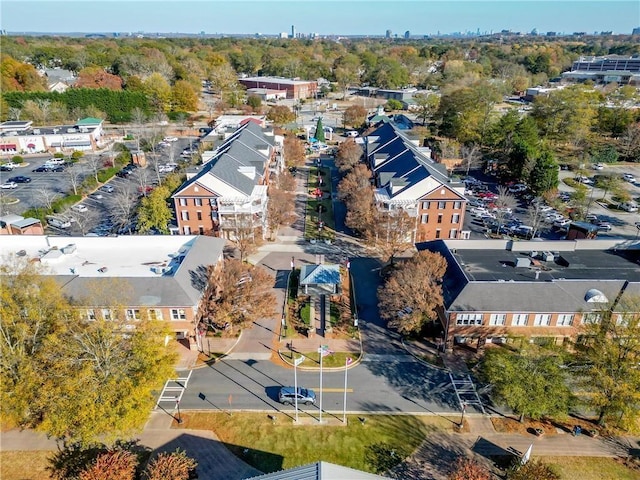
[47,216,72,229]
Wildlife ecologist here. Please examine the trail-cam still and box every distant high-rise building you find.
[404,30,410,39]
[385,29,392,38]
[632,27,640,35]
[291,25,296,38]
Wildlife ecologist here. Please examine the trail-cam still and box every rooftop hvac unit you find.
[151,265,170,274]
[516,257,532,268]
[542,251,554,262]
[61,244,76,254]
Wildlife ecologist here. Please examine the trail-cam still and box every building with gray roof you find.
[173,122,282,238]
[417,238,640,352]
[245,461,391,480]
[363,123,468,242]
[0,235,226,348]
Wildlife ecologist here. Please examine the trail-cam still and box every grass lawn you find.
[1,451,53,480]
[280,349,357,368]
[176,412,447,474]
[541,456,640,480]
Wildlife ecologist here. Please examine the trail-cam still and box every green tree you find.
[266,105,295,125]
[412,92,440,126]
[137,186,173,234]
[333,54,361,100]
[315,117,326,143]
[384,99,403,111]
[480,346,572,422]
[246,95,262,112]
[528,149,558,195]
[378,250,447,335]
[574,296,640,430]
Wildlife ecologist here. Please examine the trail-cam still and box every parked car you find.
[278,386,316,406]
[596,222,612,231]
[623,174,636,183]
[0,163,15,171]
[71,204,88,213]
[100,185,114,193]
[45,158,65,165]
[8,176,31,183]
[592,163,604,170]
[46,216,72,229]
[345,131,359,138]
[553,219,571,228]
[50,165,65,172]
[574,175,593,185]
[508,183,527,193]
[619,202,639,213]
[116,170,131,178]
[32,165,51,172]
[163,136,179,142]
[585,213,599,223]
[1,181,18,189]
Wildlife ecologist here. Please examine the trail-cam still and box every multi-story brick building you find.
[0,235,227,350]
[172,122,282,238]
[363,122,468,242]
[238,76,318,99]
[421,238,640,353]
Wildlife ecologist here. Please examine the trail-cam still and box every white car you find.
[1,181,17,189]
[345,131,358,138]
[470,207,489,217]
[163,136,179,142]
[554,219,571,228]
[71,204,88,213]
[623,174,636,183]
[592,163,604,170]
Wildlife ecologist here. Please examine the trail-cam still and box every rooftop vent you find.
[516,257,532,268]
[61,244,76,254]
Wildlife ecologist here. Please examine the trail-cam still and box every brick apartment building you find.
[238,76,318,99]
[172,122,282,238]
[420,239,640,353]
[363,122,468,242]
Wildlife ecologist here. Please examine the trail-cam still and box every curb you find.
[189,330,244,370]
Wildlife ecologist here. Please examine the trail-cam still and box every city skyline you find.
[1,1,639,37]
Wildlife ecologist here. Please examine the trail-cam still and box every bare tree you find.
[66,210,92,235]
[367,209,416,265]
[32,187,60,211]
[136,168,153,197]
[461,143,483,175]
[85,155,102,184]
[112,184,136,233]
[222,213,261,262]
[131,107,147,153]
[266,186,295,240]
[493,186,517,230]
[527,197,547,239]
[65,165,83,196]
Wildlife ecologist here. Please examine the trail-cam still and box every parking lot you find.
[0,137,197,236]
[462,164,640,240]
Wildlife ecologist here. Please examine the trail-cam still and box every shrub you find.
[11,155,24,164]
[53,152,65,158]
[71,151,84,160]
[52,195,82,213]
[97,167,118,183]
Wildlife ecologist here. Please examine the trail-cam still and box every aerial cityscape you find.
[1,1,640,479]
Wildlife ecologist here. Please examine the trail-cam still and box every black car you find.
[50,165,65,172]
[116,170,131,178]
[8,176,31,183]
[32,165,51,172]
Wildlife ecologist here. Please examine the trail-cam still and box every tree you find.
[65,164,83,196]
[246,95,262,112]
[480,346,572,423]
[315,117,326,143]
[143,73,172,112]
[595,174,621,201]
[78,450,137,480]
[343,105,367,129]
[384,99,403,112]
[366,209,416,265]
[448,457,491,480]
[137,186,173,234]
[339,164,376,235]
[460,143,482,175]
[526,198,547,239]
[507,459,560,480]
[528,149,558,195]
[85,155,103,184]
[206,259,275,331]
[76,67,123,90]
[413,93,440,126]
[283,135,305,168]
[171,80,198,111]
[493,186,517,230]
[266,185,295,240]
[335,138,363,173]
[223,213,261,262]
[0,260,177,445]
[619,122,640,162]
[144,449,197,480]
[574,296,640,430]
[267,105,295,125]
[378,250,447,335]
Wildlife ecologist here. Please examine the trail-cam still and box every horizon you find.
[1,1,639,37]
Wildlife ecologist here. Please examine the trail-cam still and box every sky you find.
[1,1,639,36]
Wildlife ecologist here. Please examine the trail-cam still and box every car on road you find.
[100,185,114,193]
[278,386,316,406]
[163,136,179,142]
[1,181,18,189]
[623,174,636,183]
[592,163,604,170]
[8,175,31,183]
[596,222,612,231]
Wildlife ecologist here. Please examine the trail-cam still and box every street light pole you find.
[459,401,467,428]
[175,398,183,424]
